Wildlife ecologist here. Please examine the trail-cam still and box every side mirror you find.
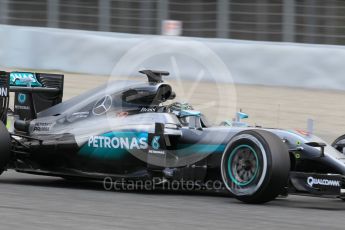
[305,142,326,157]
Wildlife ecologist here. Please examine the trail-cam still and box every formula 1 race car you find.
[1,70,345,204]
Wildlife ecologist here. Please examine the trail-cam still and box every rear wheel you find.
[221,130,290,203]
[0,122,11,173]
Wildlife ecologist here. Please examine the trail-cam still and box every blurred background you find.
[0,0,344,45]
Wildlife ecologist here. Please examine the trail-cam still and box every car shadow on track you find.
[1,172,345,210]
[0,173,230,197]
[269,196,345,211]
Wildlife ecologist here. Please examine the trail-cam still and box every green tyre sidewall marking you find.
[227,144,259,186]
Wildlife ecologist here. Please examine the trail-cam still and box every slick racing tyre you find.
[332,135,345,202]
[221,130,290,204]
[0,122,11,173]
[332,134,345,154]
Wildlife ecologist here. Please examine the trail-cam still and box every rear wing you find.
[0,71,64,123]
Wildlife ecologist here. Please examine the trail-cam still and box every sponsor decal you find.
[92,95,112,116]
[148,149,166,155]
[14,105,30,110]
[88,134,148,149]
[148,135,166,155]
[18,93,26,104]
[10,72,42,87]
[151,136,160,150]
[140,107,157,112]
[295,129,309,136]
[33,122,54,132]
[0,87,8,97]
[79,132,148,159]
[307,176,340,187]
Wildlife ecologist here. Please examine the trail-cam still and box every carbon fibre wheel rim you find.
[228,144,259,186]
[221,134,268,196]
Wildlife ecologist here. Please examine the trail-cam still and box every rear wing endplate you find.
[0,71,64,123]
[0,71,10,124]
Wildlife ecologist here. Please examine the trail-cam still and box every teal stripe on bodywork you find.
[175,144,225,156]
[79,131,226,159]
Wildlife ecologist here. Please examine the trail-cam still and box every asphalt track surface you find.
[0,171,345,230]
[2,71,345,229]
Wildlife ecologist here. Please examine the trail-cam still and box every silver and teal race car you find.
[1,70,345,204]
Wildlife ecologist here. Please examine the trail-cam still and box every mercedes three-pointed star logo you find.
[92,95,112,115]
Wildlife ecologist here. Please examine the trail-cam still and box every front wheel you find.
[221,130,290,204]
